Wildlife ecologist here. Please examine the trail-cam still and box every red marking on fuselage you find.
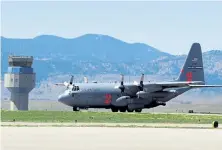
[186,72,192,81]
[104,94,112,104]
[181,69,184,73]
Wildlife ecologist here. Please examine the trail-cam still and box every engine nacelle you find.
[113,96,131,106]
[116,96,130,102]
[137,90,178,99]
[136,91,150,99]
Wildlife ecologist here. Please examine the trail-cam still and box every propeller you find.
[55,75,74,89]
[64,75,74,89]
[138,73,144,91]
[119,74,125,94]
[70,75,74,85]
[135,73,145,99]
[84,76,88,83]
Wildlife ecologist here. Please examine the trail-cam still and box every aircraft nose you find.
[58,94,64,102]
[58,93,70,104]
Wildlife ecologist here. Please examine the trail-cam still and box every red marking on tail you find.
[186,72,192,81]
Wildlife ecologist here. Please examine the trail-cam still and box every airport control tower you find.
[4,56,35,111]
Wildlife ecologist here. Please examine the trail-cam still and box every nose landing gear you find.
[73,107,80,111]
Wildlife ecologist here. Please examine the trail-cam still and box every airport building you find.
[4,56,36,111]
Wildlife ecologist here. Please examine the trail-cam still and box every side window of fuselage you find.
[72,86,80,91]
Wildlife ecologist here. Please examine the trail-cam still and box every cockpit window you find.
[72,86,80,91]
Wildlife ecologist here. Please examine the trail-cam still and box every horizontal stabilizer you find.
[189,85,222,88]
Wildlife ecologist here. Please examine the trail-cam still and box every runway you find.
[2,122,222,128]
[1,127,222,150]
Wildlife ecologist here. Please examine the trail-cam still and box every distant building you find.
[4,56,35,110]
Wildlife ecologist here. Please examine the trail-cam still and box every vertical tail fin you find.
[177,43,205,83]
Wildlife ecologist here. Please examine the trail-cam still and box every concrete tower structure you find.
[4,56,35,111]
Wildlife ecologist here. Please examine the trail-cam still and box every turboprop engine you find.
[136,91,149,99]
[114,96,131,106]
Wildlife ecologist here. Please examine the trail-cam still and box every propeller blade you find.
[138,73,144,91]
[140,73,144,85]
[64,81,69,87]
[133,81,139,85]
[120,74,124,85]
[119,74,125,94]
[84,77,88,83]
[64,81,72,89]
[70,75,74,85]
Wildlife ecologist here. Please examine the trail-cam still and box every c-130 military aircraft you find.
[56,43,222,112]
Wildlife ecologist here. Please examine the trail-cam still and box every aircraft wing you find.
[115,74,221,96]
[142,81,205,93]
[142,81,222,93]
[122,81,192,95]
[121,81,203,95]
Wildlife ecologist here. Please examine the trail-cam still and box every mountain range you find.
[1,34,222,88]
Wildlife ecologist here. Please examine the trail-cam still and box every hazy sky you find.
[1,1,222,54]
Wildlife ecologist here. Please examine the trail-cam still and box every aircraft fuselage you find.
[58,82,187,111]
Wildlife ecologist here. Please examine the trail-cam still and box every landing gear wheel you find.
[111,107,118,112]
[135,109,142,113]
[73,107,80,111]
[119,108,127,112]
[127,108,134,112]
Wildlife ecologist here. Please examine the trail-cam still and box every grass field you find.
[1,110,222,124]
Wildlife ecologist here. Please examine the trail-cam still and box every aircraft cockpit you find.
[72,86,80,91]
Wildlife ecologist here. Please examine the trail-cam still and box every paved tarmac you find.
[1,127,222,150]
[1,122,222,129]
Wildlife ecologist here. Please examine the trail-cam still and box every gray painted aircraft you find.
[56,43,222,112]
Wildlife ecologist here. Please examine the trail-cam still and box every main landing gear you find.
[119,107,127,112]
[111,107,118,112]
[111,107,142,113]
[135,108,142,113]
